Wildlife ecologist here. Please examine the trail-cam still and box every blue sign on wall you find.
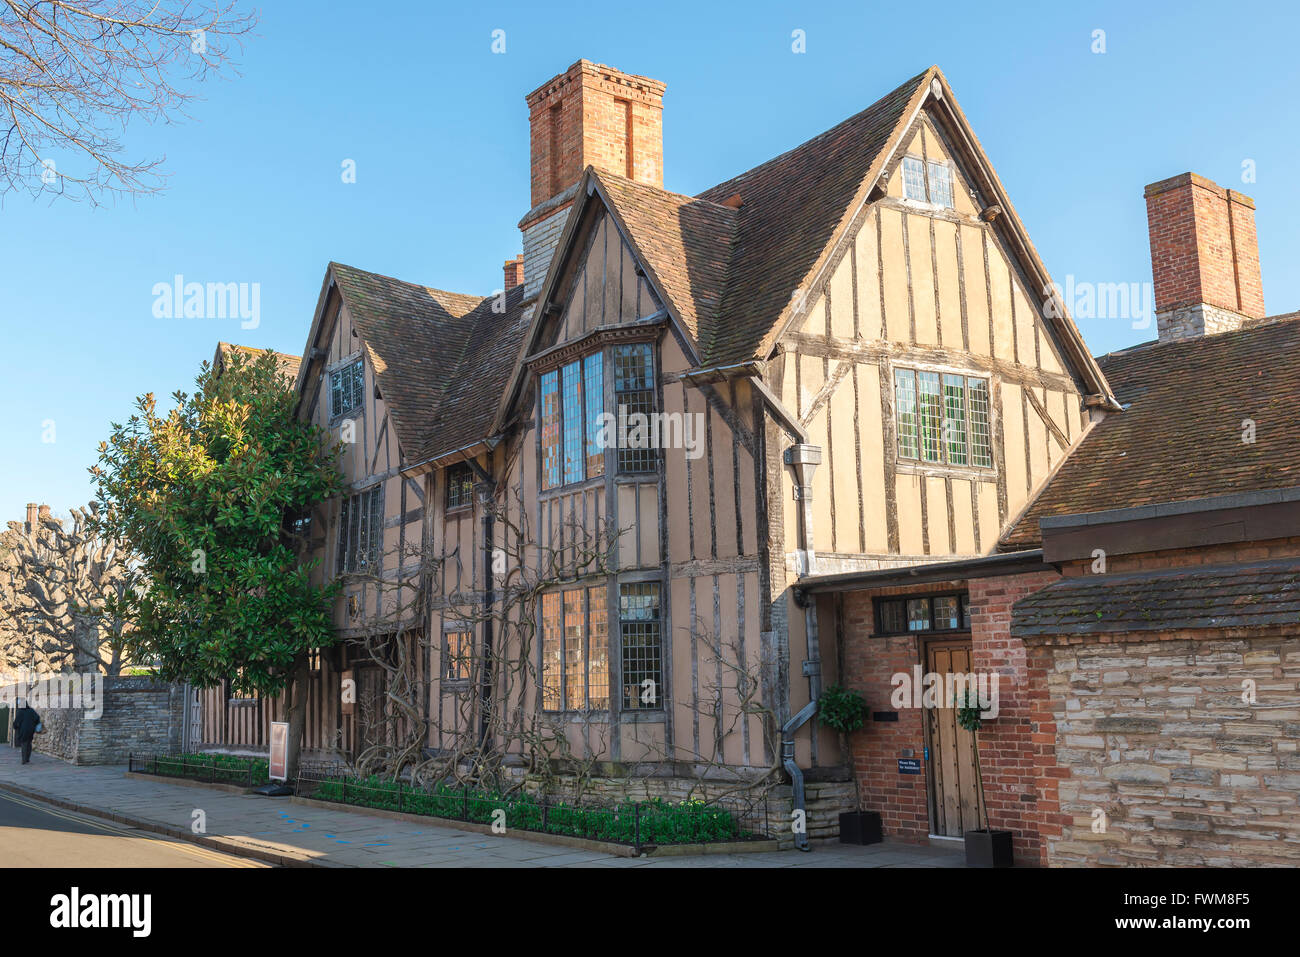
[897,758,922,775]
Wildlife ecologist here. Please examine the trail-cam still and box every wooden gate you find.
[924,641,984,837]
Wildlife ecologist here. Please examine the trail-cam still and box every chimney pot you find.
[503,255,524,292]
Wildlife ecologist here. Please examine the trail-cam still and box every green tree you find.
[90,348,342,778]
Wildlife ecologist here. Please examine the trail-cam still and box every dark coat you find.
[12,706,39,744]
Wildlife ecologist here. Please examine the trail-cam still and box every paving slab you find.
[0,751,966,868]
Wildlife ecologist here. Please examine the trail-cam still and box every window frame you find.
[536,339,659,493]
[619,580,664,712]
[335,484,384,576]
[445,462,475,512]
[899,153,955,210]
[539,582,611,713]
[892,366,994,471]
[328,355,366,421]
[874,592,971,637]
[442,628,474,683]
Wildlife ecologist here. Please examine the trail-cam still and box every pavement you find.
[0,750,966,868]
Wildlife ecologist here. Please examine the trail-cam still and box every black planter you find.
[964,829,1014,867]
[839,811,883,845]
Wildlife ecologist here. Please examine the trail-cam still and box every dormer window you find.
[901,155,954,209]
[446,462,475,511]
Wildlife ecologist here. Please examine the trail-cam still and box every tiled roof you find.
[415,283,530,463]
[214,342,301,383]
[330,262,522,459]
[1002,314,1300,548]
[1012,558,1300,637]
[596,173,736,354]
[695,70,931,365]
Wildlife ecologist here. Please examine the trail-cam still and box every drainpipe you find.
[781,443,822,851]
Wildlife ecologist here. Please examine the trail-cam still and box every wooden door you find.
[925,641,983,837]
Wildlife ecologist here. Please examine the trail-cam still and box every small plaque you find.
[897,758,922,775]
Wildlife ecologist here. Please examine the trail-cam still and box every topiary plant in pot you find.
[818,684,880,845]
[956,686,1013,867]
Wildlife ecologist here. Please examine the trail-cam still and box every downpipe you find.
[782,444,822,852]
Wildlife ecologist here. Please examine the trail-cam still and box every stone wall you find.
[31,677,185,765]
[512,770,856,849]
[1030,629,1300,867]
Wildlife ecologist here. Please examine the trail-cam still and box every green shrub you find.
[304,775,751,846]
[818,684,869,733]
[148,752,271,786]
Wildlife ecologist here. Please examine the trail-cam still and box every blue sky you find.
[3,0,1298,521]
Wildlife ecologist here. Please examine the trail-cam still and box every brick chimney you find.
[518,60,666,302]
[503,255,524,291]
[25,502,37,531]
[1145,172,1265,341]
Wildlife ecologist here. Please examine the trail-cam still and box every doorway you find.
[924,640,984,837]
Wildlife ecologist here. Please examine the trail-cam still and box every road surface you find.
[0,790,266,867]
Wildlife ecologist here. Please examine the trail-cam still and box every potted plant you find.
[956,687,1013,867]
[818,684,880,845]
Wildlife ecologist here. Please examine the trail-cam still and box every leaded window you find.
[614,344,656,473]
[446,462,475,510]
[894,368,993,469]
[540,351,608,490]
[876,593,970,636]
[329,358,365,418]
[540,585,609,712]
[540,369,561,489]
[901,155,954,209]
[620,582,662,710]
[927,161,954,209]
[444,630,472,681]
[902,156,927,202]
[336,485,383,574]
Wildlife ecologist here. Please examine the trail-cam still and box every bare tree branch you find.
[0,0,257,204]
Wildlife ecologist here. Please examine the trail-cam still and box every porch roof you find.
[1011,557,1300,637]
[797,549,1049,595]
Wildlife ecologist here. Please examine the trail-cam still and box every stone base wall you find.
[1034,631,1300,867]
[510,770,857,848]
[31,677,185,765]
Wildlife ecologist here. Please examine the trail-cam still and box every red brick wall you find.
[1144,172,1264,319]
[841,571,1062,864]
[525,60,665,210]
[842,590,930,842]
[968,571,1061,866]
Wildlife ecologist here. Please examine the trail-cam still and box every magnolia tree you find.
[90,348,342,778]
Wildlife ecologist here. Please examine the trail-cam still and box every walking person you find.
[12,699,41,765]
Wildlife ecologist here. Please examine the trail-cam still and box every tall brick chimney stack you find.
[503,255,524,291]
[25,502,38,531]
[1145,172,1265,341]
[518,60,665,302]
